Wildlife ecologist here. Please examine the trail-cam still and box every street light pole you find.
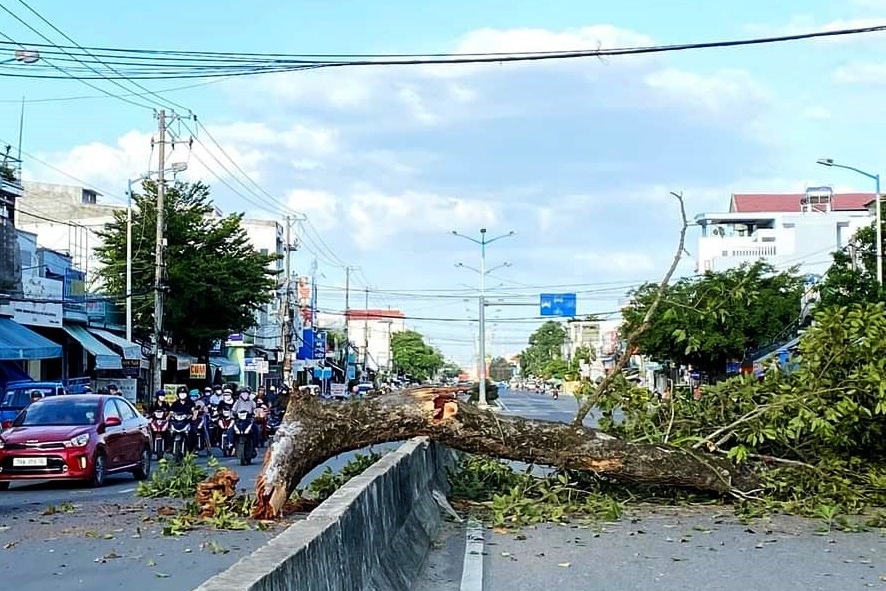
[817,158,882,285]
[126,179,134,342]
[451,228,515,406]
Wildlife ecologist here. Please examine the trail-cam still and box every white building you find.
[343,309,406,371]
[561,318,622,380]
[240,218,286,355]
[695,188,874,276]
[16,181,122,279]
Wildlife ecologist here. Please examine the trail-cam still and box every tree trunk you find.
[253,387,759,519]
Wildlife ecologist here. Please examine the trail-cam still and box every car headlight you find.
[66,433,90,448]
[0,438,4,449]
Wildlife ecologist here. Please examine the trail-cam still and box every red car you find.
[0,394,152,489]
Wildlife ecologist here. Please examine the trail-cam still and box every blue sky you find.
[1,0,885,368]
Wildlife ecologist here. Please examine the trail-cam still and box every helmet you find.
[189,389,200,400]
[203,386,212,393]
[83,386,93,393]
[176,386,188,394]
[155,389,165,398]
[108,384,119,391]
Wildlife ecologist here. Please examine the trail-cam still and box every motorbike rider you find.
[218,388,235,412]
[226,387,259,456]
[149,390,171,415]
[169,386,197,451]
[209,386,222,406]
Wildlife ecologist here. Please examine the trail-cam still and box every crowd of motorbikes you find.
[148,384,286,466]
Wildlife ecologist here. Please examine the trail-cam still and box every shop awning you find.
[210,356,240,376]
[0,317,62,360]
[88,328,142,360]
[63,324,122,370]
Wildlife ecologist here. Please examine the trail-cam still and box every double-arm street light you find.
[817,158,882,285]
[451,228,516,406]
[126,162,187,342]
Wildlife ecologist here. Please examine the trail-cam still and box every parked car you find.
[0,394,151,489]
[0,381,67,428]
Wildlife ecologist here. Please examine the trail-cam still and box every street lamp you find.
[817,158,882,285]
[451,228,516,406]
[125,162,188,342]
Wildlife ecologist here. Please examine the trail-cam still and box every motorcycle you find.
[217,408,235,457]
[149,410,169,460]
[254,405,268,447]
[192,410,209,455]
[232,410,255,466]
[266,406,284,439]
[169,413,191,461]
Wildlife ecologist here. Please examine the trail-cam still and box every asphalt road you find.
[412,390,886,591]
[0,443,398,591]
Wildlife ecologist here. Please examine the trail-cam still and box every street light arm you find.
[450,231,482,245]
[455,262,483,275]
[484,231,517,245]
[817,160,878,182]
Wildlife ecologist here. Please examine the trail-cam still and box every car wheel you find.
[0,482,9,491]
[90,451,107,488]
[132,446,151,481]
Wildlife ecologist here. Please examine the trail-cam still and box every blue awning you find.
[63,324,122,370]
[0,318,62,360]
[210,356,240,376]
[88,328,142,360]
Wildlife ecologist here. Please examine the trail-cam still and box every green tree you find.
[488,356,514,382]
[438,361,463,381]
[390,330,443,381]
[520,321,567,377]
[568,345,594,378]
[94,180,280,356]
[621,261,804,374]
[818,224,886,309]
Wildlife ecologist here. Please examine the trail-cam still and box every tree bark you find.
[253,387,759,519]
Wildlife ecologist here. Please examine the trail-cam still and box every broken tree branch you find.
[573,190,690,426]
[253,386,759,519]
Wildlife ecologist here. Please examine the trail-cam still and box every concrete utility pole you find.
[344,266,351,353]
[151,109,167,394]
[363,287,370,369]
[451,228,515,406]
[282,215,292,385]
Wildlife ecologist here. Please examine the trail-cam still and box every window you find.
[260,248,268,256]
[103,399,121,421]
[113,398,137,420]
[81,189,97,204]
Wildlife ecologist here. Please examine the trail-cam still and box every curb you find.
[192,437,455,591]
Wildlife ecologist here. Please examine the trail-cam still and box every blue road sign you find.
[314,330,327,360]
[539,293,577,317]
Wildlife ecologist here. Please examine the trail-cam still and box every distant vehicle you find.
[0,394,151,489]
[1,380,70,428]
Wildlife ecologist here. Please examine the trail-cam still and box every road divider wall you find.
[193,437,456,591]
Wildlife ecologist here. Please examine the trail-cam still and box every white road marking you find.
[460,519,485,591]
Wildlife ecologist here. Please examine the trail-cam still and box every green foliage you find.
[468,380,500,403]
[568,345,594,378]
[597,302,886,517]
[94,181,280,354]
[621,261,804,374]
[137,454,212,498]
[488,357,514,382]
[303,451,383,503]
[438,361,464,381]
[448,455,623,527]
[391,330,444,381]
[818,224,886,309]
[520,321,567,377]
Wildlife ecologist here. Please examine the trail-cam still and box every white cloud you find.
[643,69,769,117]
[575,251,656,274]
[286,188,339,228]
[746,17,886,44]
[833,61,886,84]
[801,105,831,119]
[345,188,496,249]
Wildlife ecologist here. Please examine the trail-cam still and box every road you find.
[412,390,886,591]
[0,443,397,591]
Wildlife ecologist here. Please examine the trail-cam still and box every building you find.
[343,309,406,372]
[560,318,622,380]
[0,153,23,297]
[562,319,601,361]
[240,218,286,357]
[695,188,874,276]
[16,181,124,278]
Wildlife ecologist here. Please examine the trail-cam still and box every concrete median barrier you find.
[192,437,456,591]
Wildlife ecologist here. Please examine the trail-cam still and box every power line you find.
[1,24,883,80]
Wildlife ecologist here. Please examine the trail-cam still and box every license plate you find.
[13,457,47,467]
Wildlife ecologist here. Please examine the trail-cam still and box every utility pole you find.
[281,215,292,385]
[343,266,351,354]
[151,109,167,394]
[363,287,370,369]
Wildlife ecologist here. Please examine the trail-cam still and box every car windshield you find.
[2,387,55,408]
[13,400,99,426]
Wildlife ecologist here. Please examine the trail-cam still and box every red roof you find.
[345,309,405,320]
[730,192,875,213]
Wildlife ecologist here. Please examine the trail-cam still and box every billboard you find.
[13,276,64,328]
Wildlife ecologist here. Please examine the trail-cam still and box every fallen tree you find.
[253,387,759,519]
